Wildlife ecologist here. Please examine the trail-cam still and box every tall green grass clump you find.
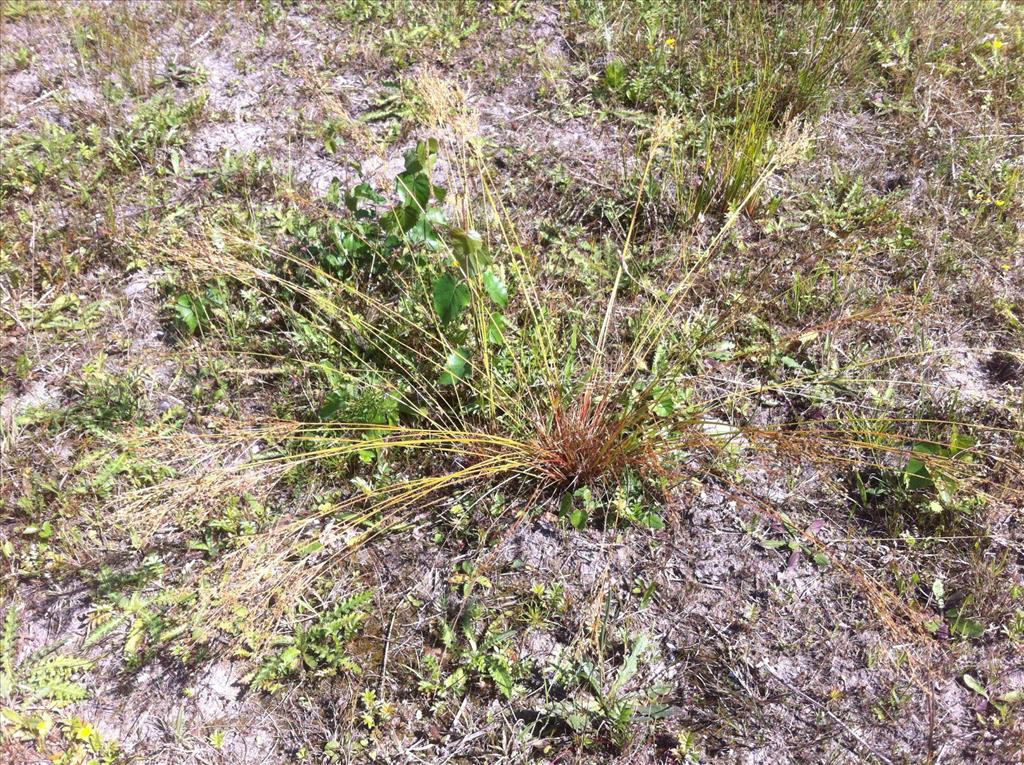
[117,77,1005,650]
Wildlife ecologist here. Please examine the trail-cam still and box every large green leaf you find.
[407,214,442,250]
[433,275,471,325]
[174,294,200,333]
[383,203,419,235]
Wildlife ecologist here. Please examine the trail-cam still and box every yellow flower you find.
[665,37,676,49]
[992,38,1003,51]
[73,721,94,741]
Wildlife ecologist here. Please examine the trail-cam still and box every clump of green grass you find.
[574,0,888,223]
[66,1,163,97]
[583,0,878,115]
[0,0,47,21]
[2,4,1022,760]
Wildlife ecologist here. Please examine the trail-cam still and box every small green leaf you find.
[490,665,515,698]
[384,203,419,234]
[175,295,199,333]
[641,510,665,530]
[452,228,490,274]
[487,312,506,345]
[297,539,323,557]
[652,387,674,417]
[318,392,345,421]
[605,59,627,91]
[904,459,927,475]
[407,215,441,250]
[280,646,302,670]
[951,616,985,639]
[963,673,987,697]
[482,267,508,307]
[903,457,933,491]
[396,170,430,209]
[950,431,976,454]
[345,182,386,212]
[780,355,811,374]
[440,348,470,385]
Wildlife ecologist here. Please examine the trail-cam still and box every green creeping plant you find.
[248,591,373,693]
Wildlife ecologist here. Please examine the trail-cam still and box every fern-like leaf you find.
[1,604,18,700]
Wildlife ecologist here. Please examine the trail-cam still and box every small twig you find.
[17,88,58,115]
[759,661,895,765]
[190,28,213,49]
[377,609,397,696]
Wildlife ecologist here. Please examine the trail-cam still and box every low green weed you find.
[68,1,160,96]
[63,356,143,431]
[1,605,92,743]
[107,94,206,172]
[417,601,523,703]
[85,589,191,668]
[249,591,372,692]
[849,426,980,533]
[575,0,883,223]
[172,282,229,336]
[329,0,481,67]
[810,173,892,237]
[540,632,671,749]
